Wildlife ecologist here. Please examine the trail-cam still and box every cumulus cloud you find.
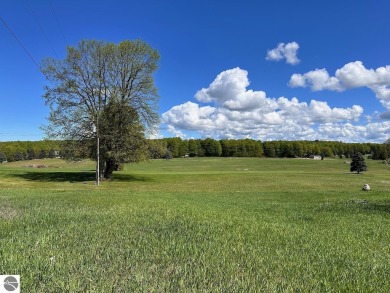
[195,68,277,112]
[309,101,363,122]
[266,42,300,65]
[289,69,342,91]
[166,125,187,138]
[162,67,371,141]
[289,61,390,110]
[318,122,390,142]
[370,85,390,109]
[162,101,216,130]
[195,68,249,104]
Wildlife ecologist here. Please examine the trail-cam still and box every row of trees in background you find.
[1,138,390,163]
[0,141,61,163]
[148,138,263,158]
[150,138,390,160]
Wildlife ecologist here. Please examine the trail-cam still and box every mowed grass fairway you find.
[0,158,389,292]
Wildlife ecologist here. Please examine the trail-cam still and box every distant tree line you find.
[1,138,390,162]
[0,141,61,162]
[146,138,390,160]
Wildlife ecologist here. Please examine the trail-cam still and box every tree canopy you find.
[41,39,160,179]
[2,139,390,163]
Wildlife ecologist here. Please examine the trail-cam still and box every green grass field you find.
[0,157,389,292]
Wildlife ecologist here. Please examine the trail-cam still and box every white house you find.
[309,155,322,160]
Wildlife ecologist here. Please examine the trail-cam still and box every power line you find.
[49,0,68,45]
[0,14,54,84]
[0,15,41,71]
[25,0,59,58]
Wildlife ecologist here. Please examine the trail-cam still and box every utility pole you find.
[95,115,100,186]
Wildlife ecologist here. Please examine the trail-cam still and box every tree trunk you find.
[99,160,105,180]
[104,159,116,179]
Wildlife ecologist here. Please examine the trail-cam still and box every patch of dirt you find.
[23,164,48,168]
[0,203,20,220]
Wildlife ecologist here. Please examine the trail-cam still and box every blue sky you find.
[1,0,390,142]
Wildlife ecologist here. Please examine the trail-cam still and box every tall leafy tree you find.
[350,152,368,174]
[42,40,160,179]
[201,138,222,157]
[165,137,183,158]
[96,100,147,178]
[147,139,168,159]
[188,139,202,157]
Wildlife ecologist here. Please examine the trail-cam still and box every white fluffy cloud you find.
[289,61,390,90]
[289,69,342,91]
[195,68,278,112]
[317,122,390,142]
[289,61,390,110]
[166,125,187,138]
[266,42,300,65]
[370,85,390,109]
[162,68,372,141]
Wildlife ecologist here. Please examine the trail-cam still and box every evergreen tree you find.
[48,148,56,158]
[0,152,7,163]
[26,149,36,160]
[350,152,368,174]
[14,151,24,161]
[39,149,47,159]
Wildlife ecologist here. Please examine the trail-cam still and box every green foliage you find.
[371,144,389,160]
[263,141,277,157]
[38,149,47,159]
[220,139,263,157]
[14,151,24,161]
[97,100,147,178]
[48,148,57,158]
[147,139,168,159]
[0,152,6,163]
[26,149,36,160]
[201,138,222,157]
[41,39,160,179]
[164,150,173,160]
[1,139,389,163]
[350,152,368,174]
[165,137,184,157]
[188,139,204,157]
[0,141,61,162]
[59,140,92,162]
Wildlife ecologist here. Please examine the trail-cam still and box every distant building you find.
[309,155,322,160]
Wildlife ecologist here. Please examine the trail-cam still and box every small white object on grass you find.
[362,184,370,191]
